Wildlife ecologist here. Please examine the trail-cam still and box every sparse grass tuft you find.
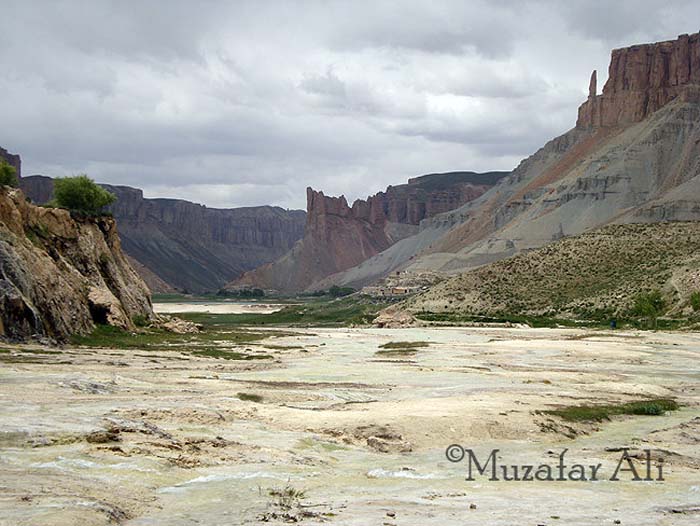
[378,341,430,350]
[237,392,263,403]
[545,399,679,422]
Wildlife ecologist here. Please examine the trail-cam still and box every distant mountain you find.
[228,171,508,293]
[19,176,306,293]
[317,31,700,291]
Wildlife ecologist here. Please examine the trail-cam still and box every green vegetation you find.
[132,314,149,327]
[268,484,305,510]
[192,349,271,360]
[691,291,700,312]
[630,290,666,329]
[544,399,679,422]
[0,161,18,187]
[378,341,430,349]
[52,175,116,216]
[217,288,265,298]
[236,392,264,403]
[307,285,357,298]
[179,296,389,328]
[375,348,418,356]
[414,311,691,331]
[70,322,278,362]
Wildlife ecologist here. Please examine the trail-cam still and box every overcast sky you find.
[1,1,698,209]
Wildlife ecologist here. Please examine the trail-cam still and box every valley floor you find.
[1,325,699,525]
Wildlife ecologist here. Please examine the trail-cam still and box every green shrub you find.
[53,175,116,216]
[0,161,18,187]
[691,291,700,312]
[631,290,666,328]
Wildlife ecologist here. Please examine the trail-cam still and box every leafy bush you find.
[691,291,700,312]
[631,290,666,328]
[53,175,115,216]
[0,161,18,187]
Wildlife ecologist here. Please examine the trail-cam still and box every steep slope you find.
[0,187,153,341]
[229,171,507,293]
[403,222,700,319]
[323,31,700,289]
[20,176,306,293]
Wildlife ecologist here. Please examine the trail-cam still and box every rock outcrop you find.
[0,187,154,341]
[229,171,506,293]
[0,147,21,178]
[317,32,700,291]
[20,176,307,293]
[577,32,700,128]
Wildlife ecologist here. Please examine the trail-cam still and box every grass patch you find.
[378,341,430,350]
[179,296,391,328]
[71,324,273,351]
[237,392,263,403]
[192,348,272,361]
[375,348,418,356]
[545,399,679,422]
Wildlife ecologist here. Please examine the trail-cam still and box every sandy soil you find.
[0,326,698,525]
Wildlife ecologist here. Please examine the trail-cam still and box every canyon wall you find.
[577,32,700,128]
[0,187,153,341]
[229,171,506,293]
[20,176,307,293]
[324,32,700,291]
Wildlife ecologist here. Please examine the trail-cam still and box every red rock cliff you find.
[230,171,507,292]
[578,32,700,128]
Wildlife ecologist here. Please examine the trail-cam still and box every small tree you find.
[0,161,18,187]
[690,291,700,312]
[631,290,666,329]
[53,175,116,216]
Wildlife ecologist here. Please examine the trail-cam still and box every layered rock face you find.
[320,32,700,291]
[0,147,21,178]
[230,171,506,293]
[577,32,700,128]
[0,187,153,341]
[20,176,307,293]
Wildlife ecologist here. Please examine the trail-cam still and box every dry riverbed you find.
[0,326,698,525]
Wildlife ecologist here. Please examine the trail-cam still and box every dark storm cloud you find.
[0,1,698,208]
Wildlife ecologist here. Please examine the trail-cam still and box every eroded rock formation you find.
[0,187,153,341]
[20,176,307,293]
[317,32,700,291]
[578,32,700,128]
[230,172,506,292]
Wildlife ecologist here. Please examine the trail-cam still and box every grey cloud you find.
[1,1,699,209]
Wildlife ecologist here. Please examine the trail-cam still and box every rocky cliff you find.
[20,176,307,293]
[229,171,506,293]
[0,147,21,178]
[0,187,154,341]
[318,32,700,291]
[577,32,700,128]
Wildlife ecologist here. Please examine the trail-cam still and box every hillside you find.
[229,171,507,293]
[19,175,306,293]
[403,222,700,320]
[316,32,700,291]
